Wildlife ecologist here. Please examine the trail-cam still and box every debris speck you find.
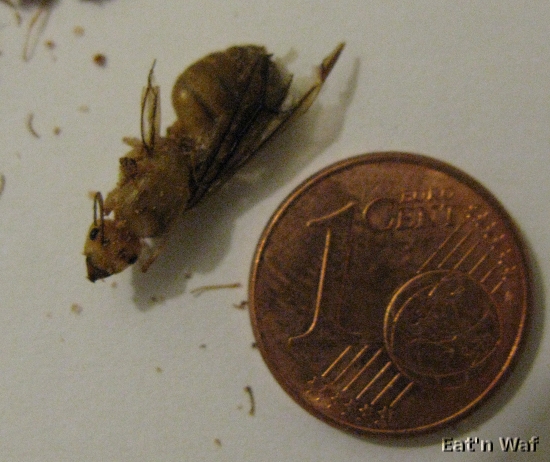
[44,39,55,49]
[26,113,40,138]
[71,303,83,314]
[251,342,258,349]
[214,438,222,447]
[53,126,61,136]
[190,282,242,296]
[232,300,248,310]
[93,53,107,67]
[155,366,163,373]
[78,105,90,113]
[199,344,207,349]
[244,385,255,416]
[73,25,84,37]
[110,281,118,289]
[0,174,5,197]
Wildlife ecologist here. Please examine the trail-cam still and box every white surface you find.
[0,1,548,461]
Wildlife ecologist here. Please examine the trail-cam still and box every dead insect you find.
[84,43,345,282]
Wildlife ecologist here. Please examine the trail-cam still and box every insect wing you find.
[185,43,345,208]
[178,47,280,207]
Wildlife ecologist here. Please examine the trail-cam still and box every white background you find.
[0,1,548,460]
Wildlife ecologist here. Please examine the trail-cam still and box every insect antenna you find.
[141,60,160,156]
[93,192,106,245]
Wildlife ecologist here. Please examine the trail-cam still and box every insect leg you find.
[139,229,171,273]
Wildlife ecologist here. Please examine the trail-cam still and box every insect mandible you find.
[84,43,345,282]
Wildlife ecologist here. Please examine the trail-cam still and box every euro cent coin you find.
[249,152,531,436]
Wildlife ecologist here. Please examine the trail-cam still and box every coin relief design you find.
[249,152,530,436]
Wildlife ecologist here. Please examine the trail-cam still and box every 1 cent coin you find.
[249,152,531,436]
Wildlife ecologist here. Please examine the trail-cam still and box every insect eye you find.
[89,227,100,241]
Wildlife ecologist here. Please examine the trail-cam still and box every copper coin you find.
[249,152,531,436]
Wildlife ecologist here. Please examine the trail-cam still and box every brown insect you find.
[84,43,345,282]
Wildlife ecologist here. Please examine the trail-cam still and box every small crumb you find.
[71,303,83,314]
[199,344,207,349]
[244,385,255,416]
[155,366,163,373]
[190,282,242,296]
[93,53,107,67]
[0,174,5,197]
[78,105,90,113]
[214,438,222,447]
[44,39,55,49]
[232,300,248,310]
[73,25,84,37]
[26,113,40,138]
[110,281,118,289]
[53,126,61,136]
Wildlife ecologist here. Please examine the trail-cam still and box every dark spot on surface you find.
[93,53,107,67]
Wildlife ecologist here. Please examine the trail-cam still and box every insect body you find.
[84,43,345,282]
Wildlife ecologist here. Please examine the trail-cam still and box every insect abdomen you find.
[169,46,287,143]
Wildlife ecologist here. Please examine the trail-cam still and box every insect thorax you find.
[105,139,191,238]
